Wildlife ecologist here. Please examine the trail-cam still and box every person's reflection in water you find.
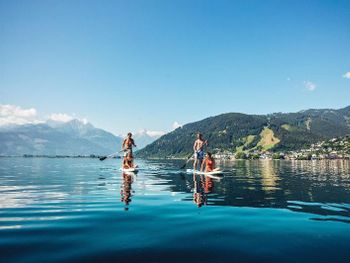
[193,174,208,207]
[203,176,214,194]
[120,173,134,211]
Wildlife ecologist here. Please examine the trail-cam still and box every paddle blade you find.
[180,154,194,169]
[99,156,107,161]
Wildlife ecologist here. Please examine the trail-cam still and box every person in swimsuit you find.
[204,152,220,173]
[193,132,208,172]
[123,151,134,169]
[122,132,137,157]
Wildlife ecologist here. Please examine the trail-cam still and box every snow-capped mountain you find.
[0,119,122,156]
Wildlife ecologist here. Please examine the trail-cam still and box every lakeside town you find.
[213,136,350,160]
[1,136,349,161]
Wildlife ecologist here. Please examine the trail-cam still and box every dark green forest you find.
[137,106,350,158]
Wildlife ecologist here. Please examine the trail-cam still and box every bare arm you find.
[122,139,126,150]
[193,140,198,152]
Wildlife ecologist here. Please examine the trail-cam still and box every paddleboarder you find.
[193,132,208,172]
[122,132,137,156]
[123,151,135,169]
[204,152,220,173]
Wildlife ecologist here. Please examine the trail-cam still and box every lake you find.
[0,158,350,263]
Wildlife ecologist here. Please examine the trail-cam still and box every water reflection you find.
[1,158,350,223]
[120,173,134,211]
[1,158,350,263]
[156,160,350,221]
[260,160,280,192]
[193,175,215,207]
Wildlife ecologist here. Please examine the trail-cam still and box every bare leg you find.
[193,159,198,171]
[200,159,205,172]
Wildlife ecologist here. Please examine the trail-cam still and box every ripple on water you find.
[0,158,350,263]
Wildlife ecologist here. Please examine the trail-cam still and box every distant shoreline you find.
[0,155,121,159]
[0,155,349,161]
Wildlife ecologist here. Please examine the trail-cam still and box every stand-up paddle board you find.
[186,169,223,176]
[120,165,139,173]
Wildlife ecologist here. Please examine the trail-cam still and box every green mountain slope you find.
[137,106,350,158]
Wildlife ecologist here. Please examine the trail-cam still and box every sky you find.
[0,0,349,135]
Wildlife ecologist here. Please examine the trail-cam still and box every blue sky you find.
[0,0,349,135]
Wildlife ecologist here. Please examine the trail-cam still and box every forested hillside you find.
[137,106,350,158]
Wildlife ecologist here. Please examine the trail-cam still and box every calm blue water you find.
[1,158,350,263]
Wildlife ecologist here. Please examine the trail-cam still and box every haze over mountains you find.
[138,106,350,158]
[0,118,164,156]
[133,129,165,150]
[0,119,122,156]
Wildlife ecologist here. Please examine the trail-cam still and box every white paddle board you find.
[120,165,139,173]
[186,169,223,176]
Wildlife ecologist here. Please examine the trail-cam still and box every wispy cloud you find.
[136,129,165,138]
[343,72,350,79]
[0,104,41,126]
[49,113,88,124]
[0,104,88,126]
[172,121,182,129]
[146,130,166,137]
[49,113,74,123]
[303,81,316,91]
[134,121,182,139]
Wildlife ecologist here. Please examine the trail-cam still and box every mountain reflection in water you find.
[1,158,350,263]
[148,160,350,222]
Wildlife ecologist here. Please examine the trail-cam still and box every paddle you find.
[99,150,124,161]
[180,153,194,169]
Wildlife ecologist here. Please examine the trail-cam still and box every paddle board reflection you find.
[120,173,134,211]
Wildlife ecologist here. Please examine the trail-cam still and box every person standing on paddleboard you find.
[122,132,137,156]
[193,132,208,172]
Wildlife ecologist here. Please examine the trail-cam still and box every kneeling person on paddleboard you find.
[122,132,137,156]
[205,152,220,173]
[193,132,208,172]
[123,152,135,169]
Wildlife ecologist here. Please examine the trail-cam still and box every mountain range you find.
[133,129,164,150]
[137,106,350,158]
[0,119,163,156]
[2,106,349,157]
[0,119,122,156]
